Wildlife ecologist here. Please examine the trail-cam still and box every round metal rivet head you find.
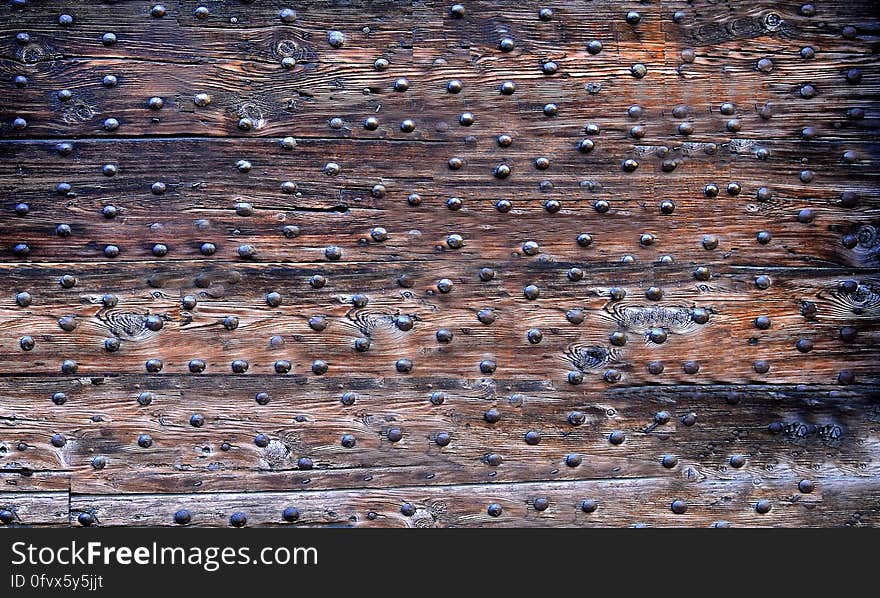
[704,183,719,197]
[137,392,154,406]
[487,503,502,517]
[691,308,710,325]
[647,361,665,375]
[400,119,416,132]
[77,512,95,527]
[577,138,595,153]
[587,40,603,54]
[576,233,593,247]
[274,360,291,374]
[683,361,700,374]
[795,338,814,353]
[265,291,282,307]
[609,431,625,445]
[483,408,501,424]
[542,60,558,75]
[446,79,462,93]
[50,433,66,448]
[338,391,358,407]
[840,326,858,343]
[229,512,247,527]
[437,278,454,293]
[609,331,627,347]
[753,360,770,374]
[845,68,862,84]
[60,359,78,374]
[622,159,639,172]
[394,315,414,331]
[681,413,697,427]
[524,431,541,445]
[493,164,511,178]
[755,500,771,514]
[14,75,28,88]
[798,479,815,493]
[230,359,248,374]
[523,284,540,300]
[671,500,687,514]
[648,328,667,344]
[486,453,503,466]
[729,455,746,468]
[435,432,451,447]
[539,8,553,21]
[631,63,647,78]
[254,392,270,406]
[354,337,371,352]
[661,455,678,468]
[298,457,313,470]
[51,392,67,405]
[327,30,345,47]
[282,507,300,522]
[754,316,771,330]
[396,358,413,373]
[363,116,379,130]
[799,84,817,98]
[694,266,711,281]
[645,286,663,301]
[311,360,328,375]
[152,243,168,257]
[567,371,584,385]
[15,291,32,307]
[526,328,543,344]
[137,434,153,448]
[57,89,72,102]
[188,359,205,373]
[173,510,191,525]
[533,497,549,511]
[564,453,582,468]
[145,359,163,373]
[279,7,297,22]
[838,370,856,385]
[253,433,270,448]
[429,391,447,406]
[581,499,598,513]
[611,287,627,301]
[479,360,496,374]
[478,267,495,282]
[387,428,403,442]
[393,77,409,92]
[477,308,496,325]
[436,328,453,343]
[500,80,516,94]
[755,275,772,290]
[603,369,621,383]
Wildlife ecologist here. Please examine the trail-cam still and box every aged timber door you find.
[0,1,877,527]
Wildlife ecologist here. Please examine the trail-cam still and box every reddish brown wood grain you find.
[0,0,877,527]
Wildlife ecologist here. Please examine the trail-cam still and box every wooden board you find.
[0,0,878,527]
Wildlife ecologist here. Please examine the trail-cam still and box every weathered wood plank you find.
[68,477,880,527]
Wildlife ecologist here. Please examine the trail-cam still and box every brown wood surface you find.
[0,0,878,527]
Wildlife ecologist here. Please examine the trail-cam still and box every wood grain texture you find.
[0,0,877,527]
